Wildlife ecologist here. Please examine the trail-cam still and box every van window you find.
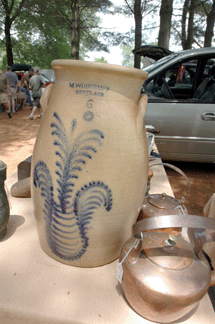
[145,59,198,100]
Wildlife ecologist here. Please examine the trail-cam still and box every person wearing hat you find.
[29,68,45,120]
[21,71,33,107]
[0,69,12,118]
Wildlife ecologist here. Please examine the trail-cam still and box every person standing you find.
[0,69,12,118]
[29,68,45,120]
[21,72,33,107]
[16,75,26,110]
[5,66,18,114]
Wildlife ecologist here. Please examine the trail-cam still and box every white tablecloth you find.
[1,166,215,324]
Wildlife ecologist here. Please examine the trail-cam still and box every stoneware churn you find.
[118,215,215,323]
[0,161,10,240]
[31,60,149,267]
[139,163,190,220]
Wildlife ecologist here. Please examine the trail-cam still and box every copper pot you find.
[118,215,215,323]
[140,163,190,220]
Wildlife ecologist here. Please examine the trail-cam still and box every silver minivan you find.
[141,47,215,163]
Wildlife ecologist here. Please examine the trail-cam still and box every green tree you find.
[181,0,198,49]
[94,56,108,63]
[115,1,159,69]
[158,0,173,49]
[13,1,78,67]
[38,0,113,60]
[0,0,27,66]
[121,44,134,67]
[203,0,215,46]
[0,0,113,67]
[171,0,215,49]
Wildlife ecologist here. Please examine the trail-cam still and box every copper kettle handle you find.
[132,215,215,286]
[133,215,215,253]
[149,163,190,203]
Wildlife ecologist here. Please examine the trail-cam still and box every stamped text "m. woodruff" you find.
[69,82,110,92]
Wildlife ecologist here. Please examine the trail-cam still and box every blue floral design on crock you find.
[33,112,113,261]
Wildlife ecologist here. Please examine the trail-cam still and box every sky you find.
[86,0,134,65]
[85,1,183,66]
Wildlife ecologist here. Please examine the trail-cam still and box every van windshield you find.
[144,53,179,73]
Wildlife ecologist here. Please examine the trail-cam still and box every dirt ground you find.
[165,161,215,216]
[1,105,214,216]
[0,105,41,178]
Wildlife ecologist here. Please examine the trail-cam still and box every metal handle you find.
[132,215,215,286]
[201,112,215,121]
[149,163,190,203]
[132,215,215,252]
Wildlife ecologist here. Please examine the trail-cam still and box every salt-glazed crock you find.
[31,60,149,267]
[118,215,215,323]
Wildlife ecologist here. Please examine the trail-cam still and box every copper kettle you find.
[139,163,190,220]
[118,215,215,323]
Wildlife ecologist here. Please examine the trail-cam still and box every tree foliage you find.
[203,0,215,46]
[158,0,173,49]
[113,1,159,68]
[1,0,215,69]
[36,0,113,60]
[120,44,134,67]
[172,0,215,49]
[0,0,28,65]
[0,0,113,68]
[94,56,108,63]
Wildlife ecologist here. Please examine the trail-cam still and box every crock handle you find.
[136,94,148,134]
[40,83,55,113]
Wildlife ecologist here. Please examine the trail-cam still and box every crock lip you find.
[51,59,148,79]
